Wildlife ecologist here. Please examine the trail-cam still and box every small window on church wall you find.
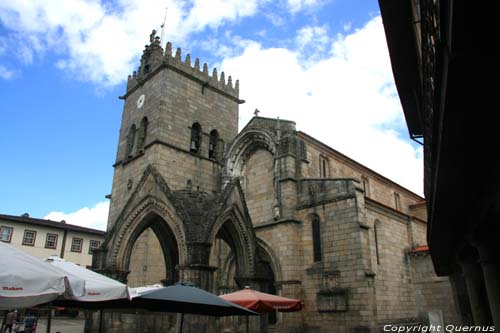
[374,220,381,264]
[190,122,202,153]
[312,215,322,262]
[394,192,401,211]
[209,129,219,159]
[125,124,137,158]
[319,156,329,178]
[136,117,148,152]
[362,176,370,197]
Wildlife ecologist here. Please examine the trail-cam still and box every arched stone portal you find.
[98,196,188,284]
[208,204,258,286]
[124,212,179,286]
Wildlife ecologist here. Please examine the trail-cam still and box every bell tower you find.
[106,30,244,228]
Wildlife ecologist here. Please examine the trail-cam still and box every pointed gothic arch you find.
[208,204,257,279]
[256,238,283,283]
[223,129,277,181]
[106,196,188,284]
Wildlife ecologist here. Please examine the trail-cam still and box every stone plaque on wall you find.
[317,271,348,312]
[317,290,348,312]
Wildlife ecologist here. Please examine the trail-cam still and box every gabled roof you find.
[0,214,106,236]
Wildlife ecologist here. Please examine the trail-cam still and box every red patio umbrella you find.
[219,286,303,332]
[219,286,303,313]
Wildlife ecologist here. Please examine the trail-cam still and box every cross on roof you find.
[254,109,260,116]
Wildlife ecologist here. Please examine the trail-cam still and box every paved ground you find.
[30,317,85,333]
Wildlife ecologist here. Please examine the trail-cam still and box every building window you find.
[362,176,370,197]
[190,122,202,153]
[319,156,329,178]
[45,233,58,249]
[311,215,322,262]
[89,240,101,254]
[125,124,137,158]
[208,129,219,159]
[22,230,36,246]
[0,226,13,243]
[394,192,401,210]
[71,238,83,252]
[374,220,381,265]
[136,117,148,152]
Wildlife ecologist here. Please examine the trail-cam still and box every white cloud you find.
[295,25,331,62]
[0,65,17,79]
[0,0,263,86]
[44,201,109,231]
[221,16,423,195]
[182,0,260,32]
[287,0,326,14]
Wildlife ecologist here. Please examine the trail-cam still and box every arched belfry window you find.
[125,124,136,158]
[190,122,202,153]
[209,129,219,159]
[311,214,322,262]
[136,117,148,152]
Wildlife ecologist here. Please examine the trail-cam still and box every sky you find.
[0,0,423,231]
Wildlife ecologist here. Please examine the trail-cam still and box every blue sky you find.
[0,0,423,230]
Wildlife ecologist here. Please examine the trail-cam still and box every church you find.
[91,31,461,332]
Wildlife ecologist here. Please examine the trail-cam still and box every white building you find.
[0,213,105,267]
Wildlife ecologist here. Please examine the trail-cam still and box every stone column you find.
[176,264,218,333]
[477,243,500,328]
[460,254,493,325]
[177,263,217,290]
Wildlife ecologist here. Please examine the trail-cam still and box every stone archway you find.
[223,129,277,182]
[106,196,188,283]
[208,204,257,284]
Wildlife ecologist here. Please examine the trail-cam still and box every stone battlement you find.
[126,30,239,99]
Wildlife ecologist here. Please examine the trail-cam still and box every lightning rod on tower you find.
[160,7,168,45]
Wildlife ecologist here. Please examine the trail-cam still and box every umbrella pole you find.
[99,309,104,333]
[46,307,52,333]
[179,313,184,333]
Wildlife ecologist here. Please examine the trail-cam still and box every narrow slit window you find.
[394,192,401,211]
[374,221,381,265]
[312,215,322,262]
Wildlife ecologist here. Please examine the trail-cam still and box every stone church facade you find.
[92,32,460,332]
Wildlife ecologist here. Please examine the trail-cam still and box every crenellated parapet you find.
[126,30,240,100]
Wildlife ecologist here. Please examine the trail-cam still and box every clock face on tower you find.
[137,94,145,109]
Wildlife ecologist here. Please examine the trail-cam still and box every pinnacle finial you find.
[220,71,225,84]
[212,68,218,80]
[185,53,191,66]
[235,79,240,91]
[165,42,172,56]
[175,48,181,60]
[227,75,233,88]
[194,58,200,70]
[203,63,209,75]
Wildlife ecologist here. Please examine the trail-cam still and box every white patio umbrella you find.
[0,242,84,310]
[44,256,129,302]
[45,256,131,333]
